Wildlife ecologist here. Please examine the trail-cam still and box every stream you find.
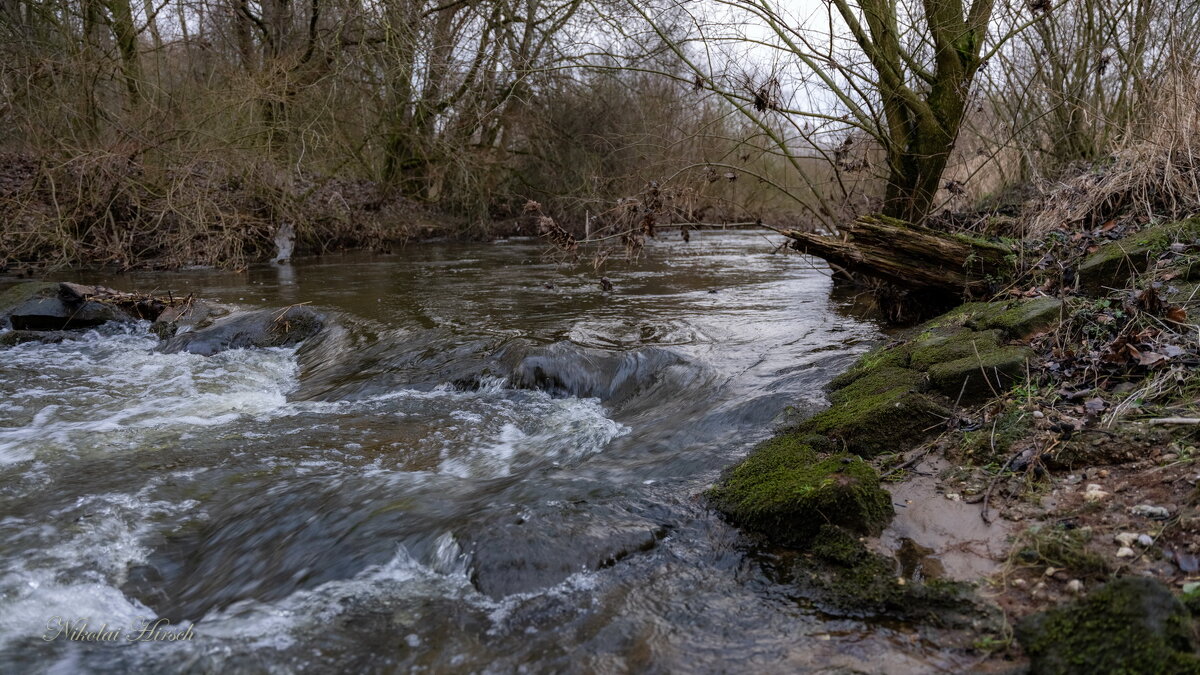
[0,232,976,673]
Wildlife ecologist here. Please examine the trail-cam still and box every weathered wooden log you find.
[782,214,1013,295]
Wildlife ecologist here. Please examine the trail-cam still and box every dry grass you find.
[1027,69,1200,237]
[0,150,455,270]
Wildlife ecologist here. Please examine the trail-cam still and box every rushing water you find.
[0,232,973,673]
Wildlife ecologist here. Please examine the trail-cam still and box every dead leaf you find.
[1084,398,1107,415]
[1167,306,1188,323]
[1137,351,1168,367]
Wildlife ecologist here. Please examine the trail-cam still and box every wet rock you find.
[708,435,893,546]
[1139,534,1155,548]
[158,306,324,355]
[0,330,87,347]
[0,281,134,331]
[1016,576,1200,674]
[926,345,1033,404]
[1,281,175,332]
[465,517,668,598]
[150,300,222,340]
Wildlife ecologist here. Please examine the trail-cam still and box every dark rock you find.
[707,435,893,546]
[466,519,668,598]
[1,281,137,331]
[1016,576,1200,674]
[158,306,324,355]
[0,330,87,347]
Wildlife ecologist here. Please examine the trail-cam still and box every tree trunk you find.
[782,214,1012,296]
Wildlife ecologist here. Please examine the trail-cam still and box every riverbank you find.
[713,216,1200,670]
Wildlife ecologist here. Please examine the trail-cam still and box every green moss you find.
[1016,576,1200,675]
[926,345,1033,404]
[908,328,1004,372]
[919,298,1063,340]
[1078,219,1200,295]
[827,342,912,391]
[828,367,925,405]
[797,386,948,458]
[708,436,893,547]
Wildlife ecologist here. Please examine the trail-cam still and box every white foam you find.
[0,326,298,464]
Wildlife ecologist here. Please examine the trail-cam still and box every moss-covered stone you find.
[926,345,1033,404]
[827,341,912,391]
[923,298,1063,340]
[828,366,925,405]
[1078,218,1200,295]
[908,328,1004,372]
[708,436,893,547]
[1016,576,1200,675]
[796,386,948,458]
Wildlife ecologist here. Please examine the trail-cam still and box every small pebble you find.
[1032,410,1045,419]
[1114,532,1139,547]
[1083,484,1111,502]
[1116,547,1136,558]
[945,493,961,502]
[1098,469,1109,478]
[1138,534,1154,547]
[1012,578,1027,588]
[1066,579,1084,594]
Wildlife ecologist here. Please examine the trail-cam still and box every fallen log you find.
[781,214,1013,296]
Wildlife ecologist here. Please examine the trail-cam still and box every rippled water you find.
[0,232,971,673]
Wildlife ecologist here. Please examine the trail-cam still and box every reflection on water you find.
[0,232,974,673]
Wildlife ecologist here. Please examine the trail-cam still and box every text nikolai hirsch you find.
[42,617,195,643]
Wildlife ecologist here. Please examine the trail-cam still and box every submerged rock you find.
[707,435,893,546]
[1016,576,1200,674]
[158,306,324,355]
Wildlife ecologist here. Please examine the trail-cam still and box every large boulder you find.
[158,306,324,355]
[708,435,893,546]
[1016,576,1200,674]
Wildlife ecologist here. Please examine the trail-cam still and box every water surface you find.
[0,232,972,672]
